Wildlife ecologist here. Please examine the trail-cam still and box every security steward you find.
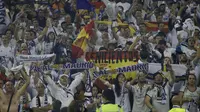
[96,89,124,112]
[168,95,189,112]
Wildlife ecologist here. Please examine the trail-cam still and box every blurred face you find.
[66,38,73,46]
[21,43,28,50]
[61,23,67,30]
[5,81,14,93]
[8,73,14,81]
[60,76,68,86]
[84,17,90,24]
[194,30,200,38]
[179,54,187,63]
[155,36,163,44]
[18,80,25,89]
[158,23,165,31]
[6,30,12,38]
[154,74,163,85]
[98,24,108,31]
[65,16,71,24]
[117,74,125,83]
[159,4,165,12]
[102,32,109,45]
[36,83,45,95]
[53,20,59,27]
[188,38,195,47]
[2,35,9,44]
[92,86,98,96]
[48,32,55,41]
[66,25,73,34]
[164,57,171,65]
[187,74,196,86]
[33,20,39,27]
[24,31,31,40]
[138,75,146,83]
[157,16,163,22]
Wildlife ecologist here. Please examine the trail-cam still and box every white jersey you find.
[146,83,171,112]
[0,44,15,68]
[46,72,84,108]
[113,85,131,112]
[131,84,151,112]
[180,86,200,112]
[31,94,53,108]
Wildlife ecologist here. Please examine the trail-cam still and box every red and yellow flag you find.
[72,20,95,59]
[145,22,169,33]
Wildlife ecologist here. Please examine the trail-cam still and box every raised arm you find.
[166,64,175,86]
[99,77,113,88]
[16,67,30,98]
[128,36,140,51]
[125,78,137,90]
[43,73,59,94]
[68,71,87,94]
[37,18,50,41]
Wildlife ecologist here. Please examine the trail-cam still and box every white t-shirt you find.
[112,85,131,112]
[131,84,151,112]
[180,86,200,112]
[31,94,53,108]
[116,34,134,48]
[146,83,171,112]
[0,44,15,68]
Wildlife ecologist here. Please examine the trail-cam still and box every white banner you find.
[16,54,55,62]
[148,63,187,76]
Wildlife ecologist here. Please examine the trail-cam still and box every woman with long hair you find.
[178,74,200,112]
[100,73,131,112]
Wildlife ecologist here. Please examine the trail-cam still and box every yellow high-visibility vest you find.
[168,108,187,112]
[96,104,124,112]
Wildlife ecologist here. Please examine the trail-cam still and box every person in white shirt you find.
[0,34,15,69]
[178,74,200,112]
[43,71,86,108]
[112,25,134,48]
[100,73,131,112]
[116,0,130,13]
[145,70,175,112]
[126,72,151,112]
[31,82,53,112]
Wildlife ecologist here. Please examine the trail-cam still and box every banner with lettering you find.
[0,0,8,34]
[86,51,139,79]
[16,54,55,62]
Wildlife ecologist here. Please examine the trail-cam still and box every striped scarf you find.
[36,94,48,107]
[18,94,27,112]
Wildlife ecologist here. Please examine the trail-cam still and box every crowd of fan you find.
[0,0,200,112]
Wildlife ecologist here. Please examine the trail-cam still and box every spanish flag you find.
[72,20,95,59]
[145,22,169,33]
